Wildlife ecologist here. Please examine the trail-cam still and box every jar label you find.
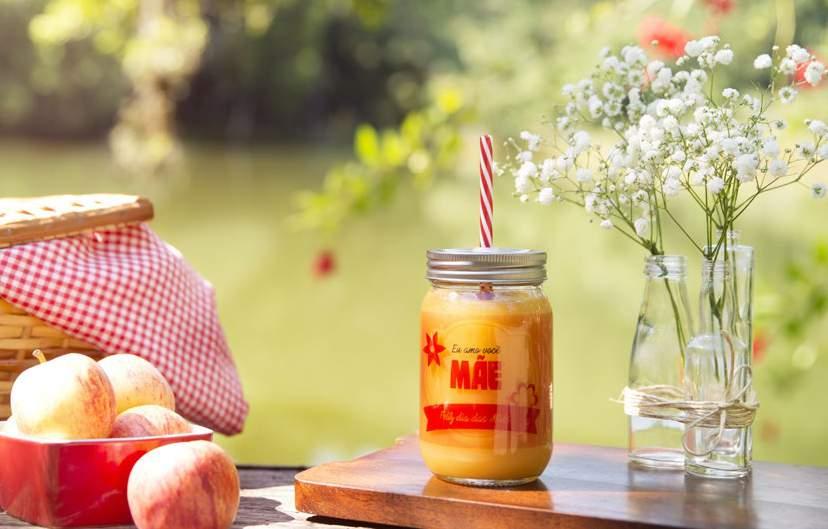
[420,318,551,436]
[423,403,540,433]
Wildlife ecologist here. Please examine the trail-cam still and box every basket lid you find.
[0,194,153,248]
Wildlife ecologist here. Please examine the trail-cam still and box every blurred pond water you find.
[1,140,825,467]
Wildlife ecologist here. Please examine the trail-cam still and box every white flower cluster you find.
[506,37,827,253]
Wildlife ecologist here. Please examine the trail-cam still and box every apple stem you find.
[32,350,47,365]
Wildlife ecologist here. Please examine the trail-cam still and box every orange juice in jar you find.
[420,248,553,487]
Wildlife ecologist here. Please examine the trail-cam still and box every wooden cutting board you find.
[295,436,828,529]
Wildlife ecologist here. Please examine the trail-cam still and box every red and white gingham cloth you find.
[0,224,248,435]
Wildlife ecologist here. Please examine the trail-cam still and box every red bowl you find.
[0,421,212,528]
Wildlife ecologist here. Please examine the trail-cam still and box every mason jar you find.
[419,248,552,487]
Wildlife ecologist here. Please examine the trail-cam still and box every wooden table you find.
[0,467,388,529]
[3,441,827,529]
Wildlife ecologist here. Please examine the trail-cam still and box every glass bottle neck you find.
[643,255,686,280]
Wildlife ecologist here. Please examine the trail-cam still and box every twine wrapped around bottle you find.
[616,365,759,457]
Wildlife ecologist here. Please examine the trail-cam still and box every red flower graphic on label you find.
[509,383,539,407]
[423,332,445,366]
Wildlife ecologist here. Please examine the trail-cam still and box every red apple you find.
[128,441,240,529]
[11,352,116,439]
[110,405,191,438]
[98,354,175,414]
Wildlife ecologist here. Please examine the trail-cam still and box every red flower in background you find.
[638,17,691,59]
[312,249,336,278]
[753,329,769,364]
[702,0,735,14]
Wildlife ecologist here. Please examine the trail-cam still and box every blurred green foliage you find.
[757,241,828,393]
[0,0,459,142]
[293,86,471,232]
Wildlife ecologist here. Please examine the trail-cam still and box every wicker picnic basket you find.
[0,194,154,419]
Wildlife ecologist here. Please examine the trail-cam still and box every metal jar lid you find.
[426,248,547,285]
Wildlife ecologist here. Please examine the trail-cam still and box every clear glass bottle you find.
[420,248,552,487]
[627,255,693,469]
[684,247,754,479]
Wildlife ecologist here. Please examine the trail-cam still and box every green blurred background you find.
[1,0,827,466]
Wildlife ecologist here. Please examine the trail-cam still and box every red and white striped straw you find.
[479,134,494,248]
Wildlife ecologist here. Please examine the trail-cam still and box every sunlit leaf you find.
[354,124,381,168]
[435,86,463,115]
[381,130,405,166]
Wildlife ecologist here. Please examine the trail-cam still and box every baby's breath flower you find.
[662,177,681,196]
[762,138,780,157]
[588,95,603,118]
[812,183,827,198]
[753,54,772,69]
[572,131,591,154]
[720,138,739,156]
[599,219,613,229]
[690,69,708,83]
[818,144,828,160]
[684,40,704,58]
[779,86,797,104]
[517,150,533,163]
[807,119,828,137]
[538,187,555,205]
[622,46,647,66]
[576,168,593,183]
[520,131,542,151]
[663,166,681,179]
[768,158,788,178]
[540,159,557,182]
[707,177,725,194]
[633,217,649,237]
[662,115,679,132]
[601,56,620,73]
[516,161,538,179]
[646,60,664,78]
[798,142,816,158]
[722,88,739,99]
[627,69,644,86]
[804,61,825,87]
[742,94,760,113]
[714,49,734,65]
[605,100,622,117]
[779,58,796,75]
[515,174,532,193]
[786,44,811,64]
[735,153,759,182]
[652,67,673,93]
[519,194,530,203]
